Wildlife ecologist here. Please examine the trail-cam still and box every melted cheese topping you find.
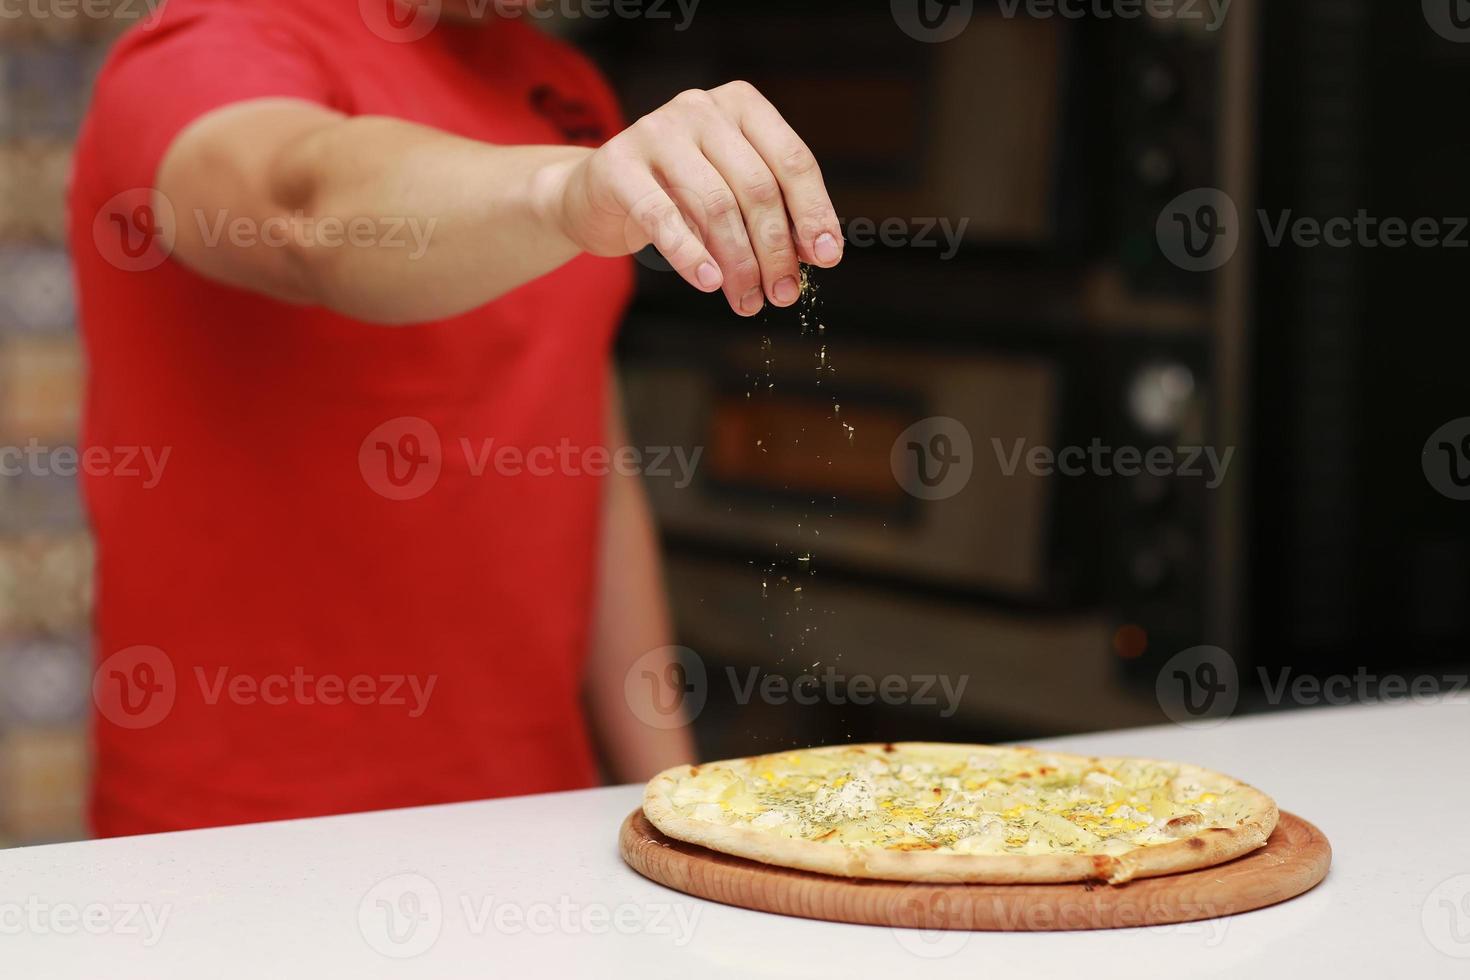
[664,744,1257,856]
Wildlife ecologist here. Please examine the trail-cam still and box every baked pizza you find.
[643,742,1278,884]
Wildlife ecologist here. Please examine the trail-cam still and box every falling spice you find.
[746,264,849,692]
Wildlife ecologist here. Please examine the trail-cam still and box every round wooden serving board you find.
[620,809,1331,931]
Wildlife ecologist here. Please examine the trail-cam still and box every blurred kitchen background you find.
[1,0,1468,845]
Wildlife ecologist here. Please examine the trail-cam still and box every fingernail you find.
[740,287,765,315]
[773,276,800,306]
[696,262,722,290]
[814,232,841,264]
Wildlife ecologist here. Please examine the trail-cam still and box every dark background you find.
[586,0,1470,756]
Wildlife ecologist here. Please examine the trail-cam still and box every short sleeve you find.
[79,6,341,197]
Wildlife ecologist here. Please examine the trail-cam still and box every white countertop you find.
[3,699,1468,978]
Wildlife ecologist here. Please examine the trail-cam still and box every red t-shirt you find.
[69,0,633,836]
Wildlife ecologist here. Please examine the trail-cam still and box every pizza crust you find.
[643,743,1278,884]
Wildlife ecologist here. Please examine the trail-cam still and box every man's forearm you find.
[268,117,592,323]
[160,102,593,325]
[156,82,845,326]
